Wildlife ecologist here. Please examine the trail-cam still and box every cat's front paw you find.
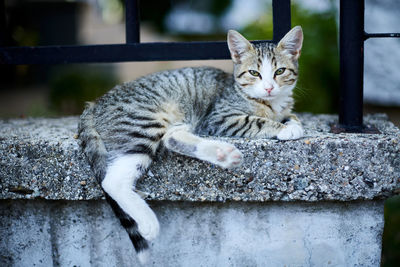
[197,141,243,169]
[277,123,304,140]
[215,144,243,169]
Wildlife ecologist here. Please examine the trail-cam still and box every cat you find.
[78,26,303,263]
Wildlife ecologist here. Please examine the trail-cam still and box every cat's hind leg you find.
[163,124,243,168]
[101,154,160,245]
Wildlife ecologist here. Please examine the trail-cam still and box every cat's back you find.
[129,66,230,101]
[96,66,229,107]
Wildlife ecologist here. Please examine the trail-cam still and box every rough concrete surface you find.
[0,114,399,201]
[0,199,385,267]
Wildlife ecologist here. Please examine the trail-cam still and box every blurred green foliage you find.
[209,0,231,16]
[382,195,400,266]
[243,2,339,114]
[139,0,231,32]
[49,66,117,115]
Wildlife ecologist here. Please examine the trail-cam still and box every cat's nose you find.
[265,87,274,94]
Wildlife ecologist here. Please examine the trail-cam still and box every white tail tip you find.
[137,250,150,265]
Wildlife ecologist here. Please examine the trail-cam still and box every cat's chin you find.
[262,95,277,101]
[264,90,293,101]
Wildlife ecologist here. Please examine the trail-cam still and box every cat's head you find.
[227,26,303,101]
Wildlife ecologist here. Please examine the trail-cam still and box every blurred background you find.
[0,0,399,265]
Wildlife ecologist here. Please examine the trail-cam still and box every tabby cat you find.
[78,26,303,263]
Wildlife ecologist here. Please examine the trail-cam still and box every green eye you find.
[249,70,261,77]
[275,68,286,76]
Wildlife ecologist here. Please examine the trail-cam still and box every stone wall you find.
[0,114,399,266]
[0,200,385,267]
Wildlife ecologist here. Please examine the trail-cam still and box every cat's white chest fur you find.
[270,94,291,115]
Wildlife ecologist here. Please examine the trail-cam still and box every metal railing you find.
[0,0,290,63]
[333,0,400,133]
[0,0,399,133]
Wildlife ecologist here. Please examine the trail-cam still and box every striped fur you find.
[78,26,303,263]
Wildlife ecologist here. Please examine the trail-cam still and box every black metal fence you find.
[334,0,400,133]
[0,0,399,133]
[0,0,290,63]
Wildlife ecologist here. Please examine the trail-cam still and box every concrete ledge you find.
[0,199,385,267]
[0,114,399,201]
[1,113,398,266]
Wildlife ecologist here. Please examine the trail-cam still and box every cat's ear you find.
[227,30,254,64]
[277,26,303,60]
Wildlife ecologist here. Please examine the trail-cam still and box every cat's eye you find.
[248,70,261,77]
[275,68,286,76]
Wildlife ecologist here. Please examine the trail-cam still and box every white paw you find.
[137,209,160,241]
[197,141,243,169]
[277,123,304,140]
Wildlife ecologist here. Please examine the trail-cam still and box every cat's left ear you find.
[277,26,303,60]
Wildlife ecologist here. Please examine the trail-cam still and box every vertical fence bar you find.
[125,0,140,43]
[338,0,364,130]
[0,0,6,46]
[272,0,291,43]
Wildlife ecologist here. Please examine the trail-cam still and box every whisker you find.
[293,85,310,99]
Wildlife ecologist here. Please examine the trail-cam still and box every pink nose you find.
[265,87,274,94]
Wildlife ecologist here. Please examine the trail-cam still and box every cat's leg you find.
[277,114,304,140]
[214,114,302,140]
[101,154,160,242]
[163,124,243,168]
[214,114,283,138]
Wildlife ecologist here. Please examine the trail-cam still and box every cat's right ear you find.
[227,30,254,64]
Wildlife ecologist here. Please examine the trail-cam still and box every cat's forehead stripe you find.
[255,44,277,68]
[257,57,262,69]
[269,54,275,68]
[255,46,264,60]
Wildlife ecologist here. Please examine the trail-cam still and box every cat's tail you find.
[78,102,155,264]
[78,102,108,183]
